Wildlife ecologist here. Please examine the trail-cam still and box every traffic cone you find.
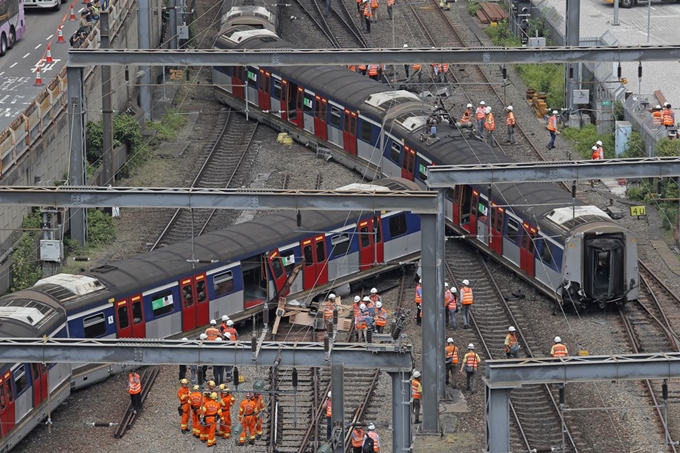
[35,69,43,86]
[57,27,65,43]
[69,4,76,20]
[46,45,53,63]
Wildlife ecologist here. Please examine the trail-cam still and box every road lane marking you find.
[9,62,16,68]
[46,35,53,41]
[0,72,4,76]
[22,53,30,59]
[34,44,42,50]
[0,95,9,104]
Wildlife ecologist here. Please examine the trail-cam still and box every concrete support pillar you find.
[565,0,580,114]
[138,0,152,120]
[485,383,513,453]
[67,66,87,246]
[420,213,439,433]
[391,371,412,453]
[436,190,446,399]
[330,363,344,453]
[169,0,178,50]
[101,11,114,187]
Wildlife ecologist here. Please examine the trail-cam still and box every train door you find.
[258,69,271,112]
[489,205,504,255]
[30,364,48,408]
[461,189,479,235]
[267,250,290,297]
[452,186,460,225]
[301,235,329,290]
[233,67,245,100]
[295,87,305,129]
[114,295,146,338]
[401,146,416,180]
[314,96,328,141]
[358,217,384,271]
[520,223,537,277]
[343,109,357,155]
[180,275,209,330]
[0,373,14,436]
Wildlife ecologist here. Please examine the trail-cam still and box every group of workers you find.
[651,102,676,130]
[322,289,387,341]
[326,392,382,451]
[414,278,473,329]
[458,101,516,147]
[177,379,266,447]
[357,0,396,32]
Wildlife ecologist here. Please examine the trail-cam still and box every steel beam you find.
[0,338,412,371]
[138,0,152,120]
[331,363,344,453]
[426,157,680,186]
[420,213,439,433]
[0,186,438,213]
[391,371,412,453]
[66,66,87,246]
[485,384,514,453]
[67,45,680,67]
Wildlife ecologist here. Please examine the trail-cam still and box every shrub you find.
[85,114,142,165]
[515,64,564,108]
[87,209,115,247]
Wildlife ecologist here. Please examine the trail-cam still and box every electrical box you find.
[39,240,63,262]
[528,37,546,47]
[178,25,189,40]
[572,89,590,105]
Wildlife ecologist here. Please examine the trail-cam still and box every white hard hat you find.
[214,337,222,342]
[224,332,232,339]
[222,315,229,321]
[447,337,453,343]
[328,293,336,300]
[412,370,421,378]
[485,106,491,114]
[592,145,598,150]
[227,320,234,327]
[328,391,332,398]
[508,326,516,332]
[370,288,378,294]
[199,333,208,340]
[664,102,670,107]
[596,140,602,146]
[467,103,473,108]
[554,336,562,343]
[354,296,361,303]
[210,319,216,325]
[368,423,375,430]
[552,110,558,114]
[480,101,486,105]
[376,301,382,308]
[444,282,449,287]
[403,43,408,48]
[507,105,513,111]
[462,279,470,286]
[656,105,662,110]
[468,343,474,350]
[363,296,371,302]
[451,287,457,293]
[360,303,366,310]
[181,337,188,341]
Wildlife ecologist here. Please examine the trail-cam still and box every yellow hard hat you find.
[210,392,218,400]
[193,385,200,391]
[239,375,245,383]
[208,380,215,387]
[180,378,189,385]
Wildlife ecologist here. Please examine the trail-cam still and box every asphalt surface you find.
[0,3,83,131]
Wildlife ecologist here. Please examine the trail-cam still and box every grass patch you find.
[146,109,187,142]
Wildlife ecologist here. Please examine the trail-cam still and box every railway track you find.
[293,0,367,48]
[151,109,259,249]
[445,241,584,452]
[113,367,160,438]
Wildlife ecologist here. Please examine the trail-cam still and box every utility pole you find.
[565,0,580,118]
[101,11,114,187]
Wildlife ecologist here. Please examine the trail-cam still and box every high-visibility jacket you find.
[369,293,381,304]
[348,64,357,72]
[355,314,367,329]
[324,301,335,320]
[551,343,568,357]
[506,111,515,126]
[219,322,229,335]
[220,392,236,414]
[414,284,422,305]
[351,428,365,447]
[463,352,480,370]
[368,65,379,77]
[484,113,495,131]
[206,326,221,341]
[128,373,141,394]
[441,63,449,73]
[367,431,381,451]
[461,287,473,305]
[591,149,600,160]
[663,109,674,126]
[203,399,222,420]
[445,290,456,311]
[178,386,190,406]
[370,0,378,8]
[547,115,557,132]
[653,110,663,125]
[239,399,257,418]
[224,326,238,341]
[363,3,372,17]
[358,64,367,72]
[189,390,203,410]
[411,378,422,399]
[353,303,362,319]
[461,109,472,123]
[374,307,387,326]
[476,106,486,120]
[445,345,459,364]
[326,397,332,417]
[505,333,517,352]
[597,146,604,160]
[411,63,421,71]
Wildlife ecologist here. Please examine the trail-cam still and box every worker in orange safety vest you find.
[411,370,422,423]
[445,282,457,330]
[505,105,516,145]
[374,301,387,334]
[505,326,520,358]
[547,110,558,150]
[551,336,568,357]
[326,391,333,440]
[387,0,394,19]
[484,106,495,146]
[414,281,422,326]
[363,0,372,33]
[128,371,142,414]
[177,378,191,433]
[350,426,366,453]
[205,319,221,341]
[324,293,337,329]
[460,344,481,393]
[202,392,223,447]
[663,102,675,128]
[370,0,378,22]
[355,303,368,342]
[254,392,266,438]
[460,279,473,329]
[475,101,486,136]
[445,338,459,387]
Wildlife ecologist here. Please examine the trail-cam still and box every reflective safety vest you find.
[411,378,422,399]
[653,110,663,125]
[506,111,515,126]
[461,287,473,305]
[239,399,257,417]
[203,399,222,420]
[355,314,367,329]
[463,352,480,370]
[445,345,459,364]
[370,0,378,8]
[351,428,365,447]
[374,307,387,326]
[219,322,228,335]
[597,147,604,160]
[476,106,486,120]
[367,431,380,451]
[324,301,335,320]
[348,65,357,72]
[326,397,332,417]
[224,326,238,341]
[505,334,517,352]
[358,64,367,71]
[353,303,362,319]
[368,65,379,77]
[445,290,456,311]
[369,294,381,304]
[664,109,674,126]
[387,0,394,6]
[551,343,568,357]
[178,386,190,405]
[128,373,141,395]
[414,284,422,305]
[363,3,372,16]
[484,113,495,131]
[206,326,221,341]
[461,109,472,123]
[547,115,557,132]
[189,391,203,409]
[220,393,235,413]
[411,63,421,71]
[592,149,600,160]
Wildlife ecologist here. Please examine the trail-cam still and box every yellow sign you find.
[169,69,184,81]
[630,205,647,217]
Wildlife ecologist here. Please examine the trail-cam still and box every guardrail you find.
[0,0,135,179]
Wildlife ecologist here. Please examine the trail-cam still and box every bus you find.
[605,0,680,7]
[0,0,25,56]
[24,0,66,11]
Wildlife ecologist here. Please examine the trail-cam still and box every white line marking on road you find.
[78,6,84,12]
[0,95,9,104]
[22,53,30,59]
[9,62,17,68]
[46,35,53,41]
[0,72,4,76]
[34,44,42,49]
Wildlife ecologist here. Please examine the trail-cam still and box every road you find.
[0,4,83,131]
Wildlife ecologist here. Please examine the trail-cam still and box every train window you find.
[117,305,130,329]
[132,300,143,324]
[13,366,26,395]
[540,240,553,264]
[247,70,257,88]
[280,250,297,273]
[360,121,372,142]
[182,284,194,307]
[270,256,285,279]
[418,163,427,181]
[303,94,314,113]
[151,290,175,317]
[316,240,326,262]
[0,386,5,410]
[213,271,235,297]
[83,313,106,338]
[196,280,207,303]
[262,74,270,95]
[330,107,341,128]
[360,226,370,247]
[330,233,350,257]
[350,115,357,135]
[507,218,519,242]
[478,199,488,217]
[5,380,12,403]
[303,245,314,266]
[389,214,408,238]
[390,142,401,163]
[273,80,282,99]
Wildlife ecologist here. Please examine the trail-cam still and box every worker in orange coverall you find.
[238,392,258,445]
[254,392,266,438]
[177,378,191,433]
[201,392,223,447]
[218,384,236,439]
[188,384,203,438]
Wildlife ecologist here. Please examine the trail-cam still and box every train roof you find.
[0,290,66,337]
